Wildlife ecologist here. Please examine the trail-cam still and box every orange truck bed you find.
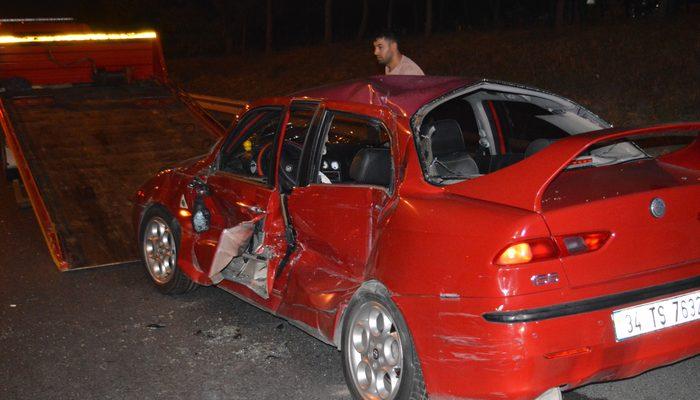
[0,20,224,269]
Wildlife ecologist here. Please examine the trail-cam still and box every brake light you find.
[495,232,611,266]
[495,239,559,266]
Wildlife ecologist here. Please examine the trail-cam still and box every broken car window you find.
[485,100,572,154]
[279,103,319,192]
[219,108,283,183]
[416,88,610,184]
[315,112,392,188]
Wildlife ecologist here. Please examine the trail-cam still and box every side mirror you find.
[187,176,212,233]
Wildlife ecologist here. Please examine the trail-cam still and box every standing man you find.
[372,31,424,76]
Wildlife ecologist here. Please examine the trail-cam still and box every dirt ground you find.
[170,13,700,128]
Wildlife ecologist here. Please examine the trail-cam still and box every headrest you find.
[525,138,555,157]
[422,119,465,156]
[349,147,391,187]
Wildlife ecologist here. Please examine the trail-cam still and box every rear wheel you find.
[342,290,427,400]
[140,206,197,294]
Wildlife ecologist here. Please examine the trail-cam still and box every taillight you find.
[557,231,611,256]
[495,232,611,266]
[495,238,559,266]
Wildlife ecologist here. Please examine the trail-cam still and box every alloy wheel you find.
[143,216,177,284]
[346,300,404,400]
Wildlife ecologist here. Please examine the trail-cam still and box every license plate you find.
[612,289,700,341]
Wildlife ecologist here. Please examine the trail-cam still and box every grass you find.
[169,13,700,127]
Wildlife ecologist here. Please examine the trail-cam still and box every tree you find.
[555,0,566,28]
[324,0,333,44]
[438,0,448,30]
[490,0,503,28]
[425,0,433,37]
[266,0,273,53]
[387,0,394,29]
[211,0,237,55]
[357,0,369,40]
[234,1,250,54]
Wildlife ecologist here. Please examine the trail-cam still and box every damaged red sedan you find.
[132,76,700,400]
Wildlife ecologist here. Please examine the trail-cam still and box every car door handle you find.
[236,202,266,215]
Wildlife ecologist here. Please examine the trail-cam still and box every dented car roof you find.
[292,75,479,117]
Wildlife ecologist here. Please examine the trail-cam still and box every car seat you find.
[423,119,479,176]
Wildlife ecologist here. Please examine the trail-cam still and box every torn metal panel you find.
[208,221,255,282]
[216,218,278,299]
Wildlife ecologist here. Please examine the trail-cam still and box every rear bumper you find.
[483,275,700,323]
[394,282,700,400]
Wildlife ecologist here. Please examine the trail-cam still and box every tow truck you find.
[0,18,241,270]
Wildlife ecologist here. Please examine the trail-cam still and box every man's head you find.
[373,30,400,66]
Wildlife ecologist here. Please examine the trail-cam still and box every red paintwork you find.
[294,75,475,118]
[133,77,700,399]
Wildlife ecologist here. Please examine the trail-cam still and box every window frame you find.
[215,106,285,187]
[305,109,395,192]
[278,100,322,192]
[410,82,611,186]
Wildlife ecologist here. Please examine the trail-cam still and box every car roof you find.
[292,75,480,118]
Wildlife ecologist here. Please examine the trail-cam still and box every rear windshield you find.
[414,89,608,184]
[566,132,697,170]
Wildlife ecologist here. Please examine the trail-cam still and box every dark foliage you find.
[3,0,697,56]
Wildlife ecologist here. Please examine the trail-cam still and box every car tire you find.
[341,288,427,400]
[139,205,197,295]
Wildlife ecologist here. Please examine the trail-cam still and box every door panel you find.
[288,185,385,271]
[192,174,275,278]
[192,102,326,301]
[276,105,395,334]
[191,105,287,300]
[280,185,388,332]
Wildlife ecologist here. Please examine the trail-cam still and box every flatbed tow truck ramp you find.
[0,20,225,270]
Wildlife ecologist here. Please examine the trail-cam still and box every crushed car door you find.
[190,106,288,299]
[278,105,395,331]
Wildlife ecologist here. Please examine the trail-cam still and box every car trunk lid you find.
[541,159,700,287]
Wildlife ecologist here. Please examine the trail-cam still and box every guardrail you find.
[188,93,247,117]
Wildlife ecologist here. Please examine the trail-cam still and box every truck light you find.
[0,31,157,44]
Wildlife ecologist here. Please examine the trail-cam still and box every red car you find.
[132,76,700,400]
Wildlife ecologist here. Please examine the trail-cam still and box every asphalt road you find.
[1,178,698,400]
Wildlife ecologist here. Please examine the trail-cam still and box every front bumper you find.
[394,280,700,400]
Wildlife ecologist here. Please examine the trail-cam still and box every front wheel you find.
[140,206,197,294]
[341,290,427,400]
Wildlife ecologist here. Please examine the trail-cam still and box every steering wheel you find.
[253,141,303,190]
[278,141,304,191]
[255,143,273,178]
